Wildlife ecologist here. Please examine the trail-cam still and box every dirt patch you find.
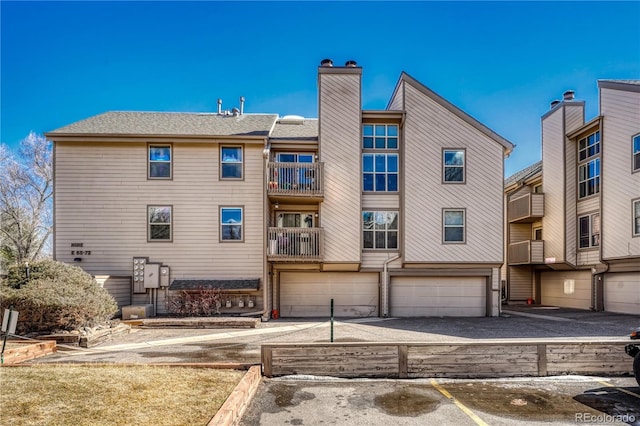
[444,383,603,421]
[374,387,440,417]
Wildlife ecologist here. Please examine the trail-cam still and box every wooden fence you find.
[262,341,632,379]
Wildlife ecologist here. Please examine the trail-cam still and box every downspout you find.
[381,253,401,317]
[242,140,272,320]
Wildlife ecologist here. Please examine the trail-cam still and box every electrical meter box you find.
[132,257,147,294]
[143,263,160,289]
[160,266,170,287]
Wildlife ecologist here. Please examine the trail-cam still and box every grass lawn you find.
[0,364,244,426]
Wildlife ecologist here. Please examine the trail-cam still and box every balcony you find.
[508,240,544,265]
[508,193,545,223]
[267,227,324,262]
[267,162,324,204]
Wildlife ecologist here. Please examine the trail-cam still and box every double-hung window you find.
[443,209,465,243]
[362,124,399,192]
[443,149,465,183]
[221,207,243,241]
[362,211,398,250]
[221,146,243,179]
[578,213,600,249]
[578,131,600,199]
[149,145,171,179]
[633,134,640,172]
[148,206,172,241]
[634,199,640,237]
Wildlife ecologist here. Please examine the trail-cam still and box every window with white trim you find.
[221,146,243,179]
[148,145,171,179]
[363,124,398,149]
[633,134,640,172]
[362,124,399,192]
[362,211,398,250]
[443,149,465,183]
[578,131,600,161]
[578,213,600,249]
[443,209,465,243]
[363,154,398,192]
[634,199,640,237]
[221,207,243,241]
[148,206,172,241]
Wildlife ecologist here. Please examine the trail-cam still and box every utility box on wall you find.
[132,257,147,294]
[144,263,160,289]
[160,266,170,287]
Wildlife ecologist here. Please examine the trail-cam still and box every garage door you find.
[540,270,591,309]
[604,272,640,315]
[279,272,379,318]
[389,276,486,317]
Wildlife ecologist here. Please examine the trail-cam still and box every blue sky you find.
[2,1,639,177]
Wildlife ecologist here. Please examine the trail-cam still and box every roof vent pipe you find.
[345,60,357,67]
[217,98,222,115]
[550,100,561,109]
[320,58,333,67]
[240,96,245,115]
[563,90,575,101]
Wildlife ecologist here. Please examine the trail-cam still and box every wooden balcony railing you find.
[508,193,545,223]
[267,227,324,261]
[267,162,324,200]
[508,240,544,265]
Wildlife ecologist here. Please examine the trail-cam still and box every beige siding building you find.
[47,59,513,319]
[504,81,640,314]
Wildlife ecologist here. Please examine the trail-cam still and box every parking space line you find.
[597,380,640,399]
[430,379,490,426]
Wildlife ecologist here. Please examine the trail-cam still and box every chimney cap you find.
[345,60,357,67]
[320,58,333,67]
[563,90,575,101]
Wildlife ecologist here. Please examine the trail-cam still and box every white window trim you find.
[362,153,399,192]
[578,158,600,199]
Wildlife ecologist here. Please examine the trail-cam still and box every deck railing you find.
[508,193,545,223]
[267,227,323,261]
[267,162,324,198]
[508,240,544,265]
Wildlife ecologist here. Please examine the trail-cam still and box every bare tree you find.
[1,132,53,268]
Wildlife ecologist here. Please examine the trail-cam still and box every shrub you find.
[167,287,222,317]
[0,259,118,334]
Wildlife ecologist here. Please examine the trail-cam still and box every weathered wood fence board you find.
[262,341,632,379]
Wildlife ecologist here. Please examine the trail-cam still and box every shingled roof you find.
[169,279,260,291]
[270,119,318,140]
[504,161,542,188]
[47,111,278,137]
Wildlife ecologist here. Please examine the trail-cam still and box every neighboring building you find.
[46,59,513,319]
[503,80,640,314]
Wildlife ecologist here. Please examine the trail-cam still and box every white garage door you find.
[604,272,640,315]
[390,276,486,317]
[279,272,379,318]
[540,270,591,309]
